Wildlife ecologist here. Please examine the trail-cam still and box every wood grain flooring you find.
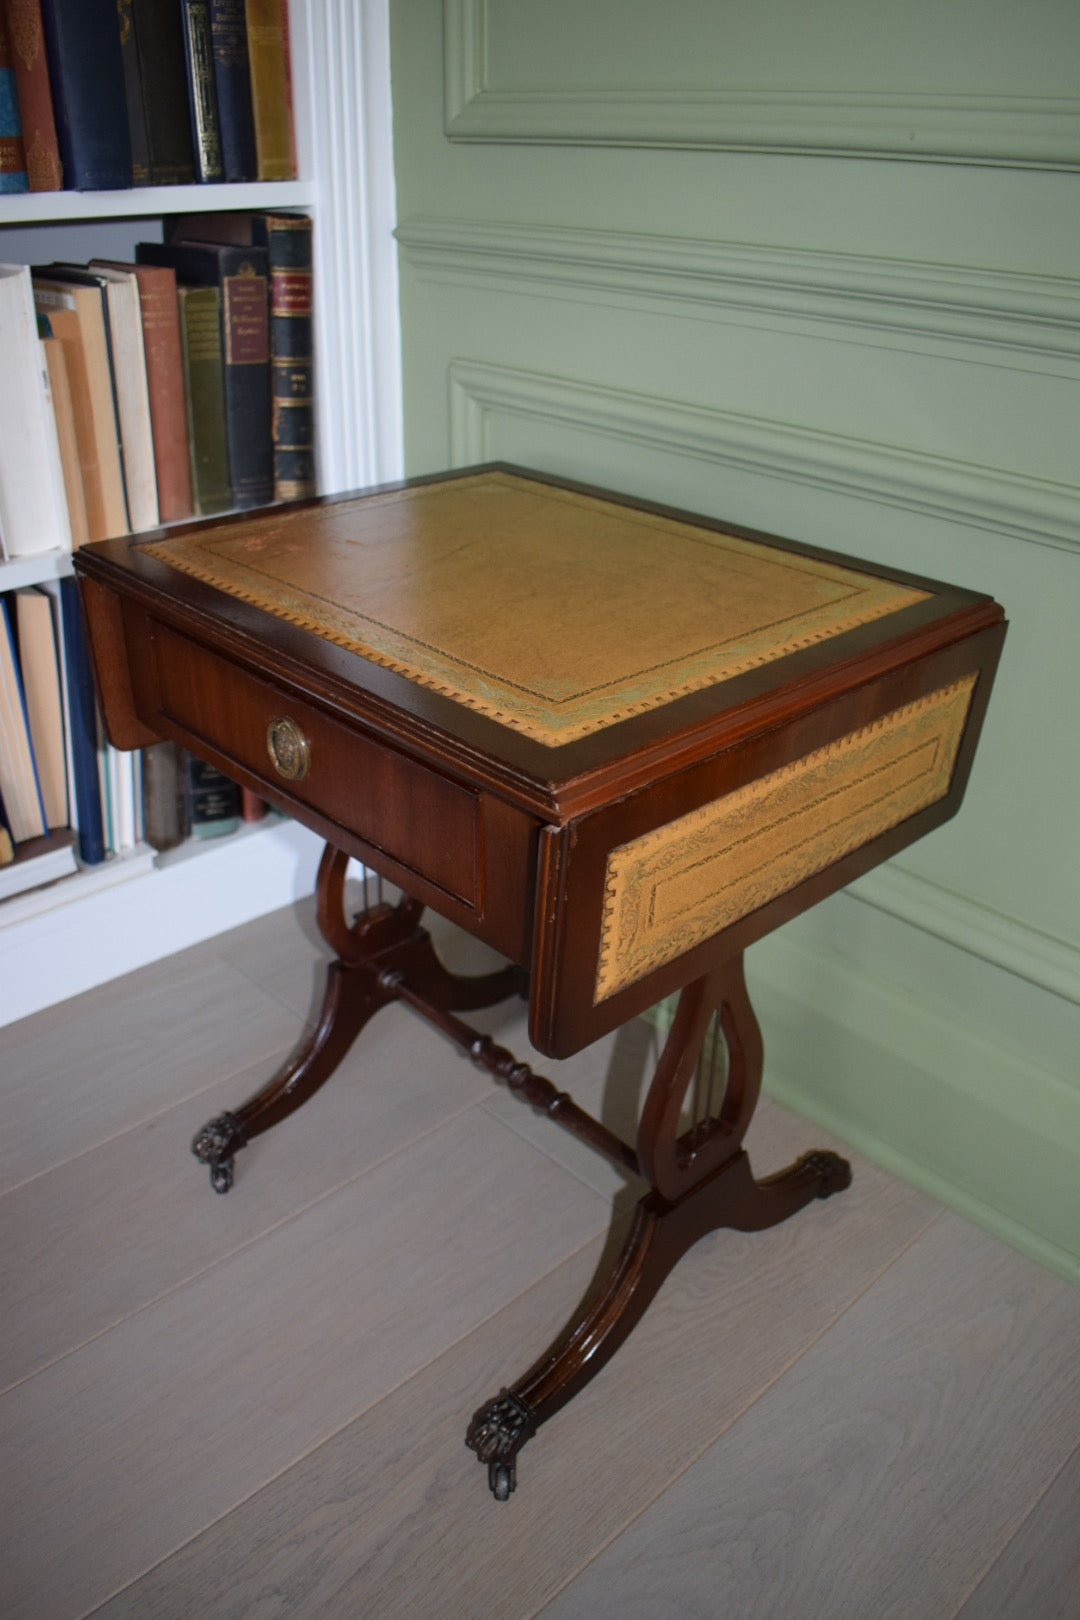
[1,890,1077,1620]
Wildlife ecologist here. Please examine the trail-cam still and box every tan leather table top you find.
[142,469,926,747]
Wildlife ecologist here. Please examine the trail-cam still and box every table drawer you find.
[148,618,479,907]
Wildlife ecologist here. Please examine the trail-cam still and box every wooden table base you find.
[191,843,852,1498]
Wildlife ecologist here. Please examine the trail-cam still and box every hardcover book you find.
[118,0,196,187]
[0,264,72,557]
[184,752,240,837]
[104,261,193,525]
[209,0,256,182]
[0,7,28,191]
[177,283,231,515]
[40,326,89,547]
[14,586,68,828]
[166,209,314,498]
[32,268,130,539]
[178,0,224,183]
[39,0,133,190]
[2,0,58,190]
[140,739,186,850]
[137,237,272,507]
[244,0,294,180]
[89,261,160,532]
[58,574,104,864]
[0,594,46,843]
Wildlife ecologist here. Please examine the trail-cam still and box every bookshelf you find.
[0,2,403,1029]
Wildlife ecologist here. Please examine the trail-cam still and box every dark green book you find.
[118,0,197,186]
[177,0,223,183]
[177,284,231,515]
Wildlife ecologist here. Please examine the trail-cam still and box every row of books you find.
[1,0,295,194]
[0,578,264,901]
[0,208,314,561]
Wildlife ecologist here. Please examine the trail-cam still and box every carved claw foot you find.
[798,1149,853,1198]
[191,1112,247,1195]
[465,1391,538,1501]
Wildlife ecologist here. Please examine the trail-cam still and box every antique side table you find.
[74,465,1006,1498]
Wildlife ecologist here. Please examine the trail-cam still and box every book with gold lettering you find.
[209,0,256,182]
[178,0,223,183]
[2,0,62,190]
[137,237,271,508]
[166,209,314,499]
[244,0,294,180]
[0,6,29,191]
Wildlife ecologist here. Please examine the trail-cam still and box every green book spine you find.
[177,285,231,515]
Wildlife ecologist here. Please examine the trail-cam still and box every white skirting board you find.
[746,890,1080,1284]
[0,819,326,1029]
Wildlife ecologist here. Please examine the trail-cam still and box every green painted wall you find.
[389,0,1080,1279]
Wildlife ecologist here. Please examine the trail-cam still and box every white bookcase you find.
[0,1,402,1028]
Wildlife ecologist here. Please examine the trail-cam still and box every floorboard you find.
[90,1114,936,1620]
[0,1108,607,1620]
[0,1004,493,1392]
[2,895,1076,1620]
[0,954,301,1195]
[538,1215,1080,1620]
[953,1442,1080,1620]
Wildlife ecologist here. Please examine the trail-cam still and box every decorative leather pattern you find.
[594,675,977,1002]
[141,472,927,745]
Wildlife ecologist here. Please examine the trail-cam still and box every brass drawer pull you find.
[266,716,311,780]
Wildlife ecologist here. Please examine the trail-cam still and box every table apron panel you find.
[530,623,1005,1057]
[145,616,481,909]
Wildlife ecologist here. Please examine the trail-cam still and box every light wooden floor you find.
[2,891,1078,1620]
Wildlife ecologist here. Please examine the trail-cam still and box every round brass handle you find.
[266,716,311,781]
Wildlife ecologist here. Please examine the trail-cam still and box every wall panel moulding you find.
[443,0,1080,169]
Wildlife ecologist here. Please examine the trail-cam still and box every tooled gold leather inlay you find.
[594,676,977,1002]
[141,472,927,746]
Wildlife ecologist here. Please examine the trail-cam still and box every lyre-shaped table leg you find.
[191,845,522,1191]
[466,954,851,1499]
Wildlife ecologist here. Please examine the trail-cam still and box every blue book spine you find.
[58,577,105,865]
[209,0,256,182]
[39,0,133,191]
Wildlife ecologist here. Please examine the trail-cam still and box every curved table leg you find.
[191,844,523,1192]
[466,954,851,1498]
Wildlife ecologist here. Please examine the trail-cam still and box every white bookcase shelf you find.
[0,548,72,591]
[0,1,402,1029]
[0,180,316,227]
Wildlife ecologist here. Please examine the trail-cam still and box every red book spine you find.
[132,264,193,525]
[0,1,36,186]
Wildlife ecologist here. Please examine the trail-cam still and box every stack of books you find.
[0,570,266,901]
[0,573,138,899]
[0,210,315,558]
[0,204,311,901]
[0,0,296,194]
